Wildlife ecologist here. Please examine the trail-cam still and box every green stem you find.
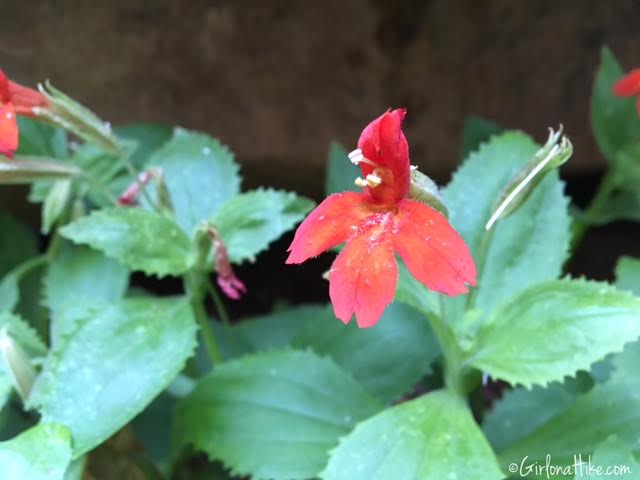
[428,311,468,399]
[184,273,223,365]
[465,226,495,310]
[9,255,48,281]
[571,169,618,251]
[79,172,119,207]
[205,279,231,328]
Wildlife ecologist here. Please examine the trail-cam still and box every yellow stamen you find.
[354,173,383,189]
[354,177,368,188]
[365,173,382,187]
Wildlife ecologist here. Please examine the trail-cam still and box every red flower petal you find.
[0,70,10,104]
[0,103,18,158]
[392,199,476,296]
[286,191,378,264]
[613,69,640,97]
[8,80,48,117]
[357,108,410,204]
[329,224,397,328]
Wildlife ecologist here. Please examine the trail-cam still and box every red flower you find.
[613,69,640,117]
[0,69,49,158]
[286,109,476,328]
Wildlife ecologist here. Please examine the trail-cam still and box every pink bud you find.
[208,226,246,300]
[118,170,155,206]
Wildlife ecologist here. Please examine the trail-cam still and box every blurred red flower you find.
[286,109,476,328]
[613,69,640,117]
[0,69,49,157]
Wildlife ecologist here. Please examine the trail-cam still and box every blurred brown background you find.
[1,0,639,311]
[2,0,639,193]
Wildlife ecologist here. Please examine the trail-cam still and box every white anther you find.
[348,148,363,162]
[348,148,378,167]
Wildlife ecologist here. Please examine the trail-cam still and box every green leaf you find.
[63,456,87,480]
[175,349,381,480]
[293,303,440,403]
[218,303,439,404]
[11,258,48,336]
[27,141,136,207]
[394,262,439,317]
[590,47,640,164]
[217,304,330,358]
[0,210,38,277]
[0,423,72,480]
[16,117,67,158]
[0,311,47,357]
[61,207,194,277]
[325,141,360,195]
[445,131,571,317]
[114,123,172,168]
[66,142,141,208]
[0,369,12,412]
[0,272,19,312]
[148,129,241,236]
[610,338,640,378]
[468,278,640,387]
[131,392,176,474]
[612,144,640,190]
[461,115,503,159]
[616,256,640,295]
[321,390,503,480]
[213,188,314,263]
[44,242,129,343]
[42,179,72,234]
[29,296,197,456]
[593,190,640,224]
[16,118,69,205]
[482,376,591,452]
[589,435,639,479]
[498,343,640,468]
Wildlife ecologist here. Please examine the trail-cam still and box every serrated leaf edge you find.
[469,277,640,388]
[180,346,380,480]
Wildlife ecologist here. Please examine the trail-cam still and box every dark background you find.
[1,0,639,316]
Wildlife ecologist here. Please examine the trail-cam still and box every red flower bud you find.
[0,69,50,158]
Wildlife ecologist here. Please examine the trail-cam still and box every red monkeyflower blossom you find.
[0,69,49,158]
[286,109,476,328]
[613,69,640,117]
